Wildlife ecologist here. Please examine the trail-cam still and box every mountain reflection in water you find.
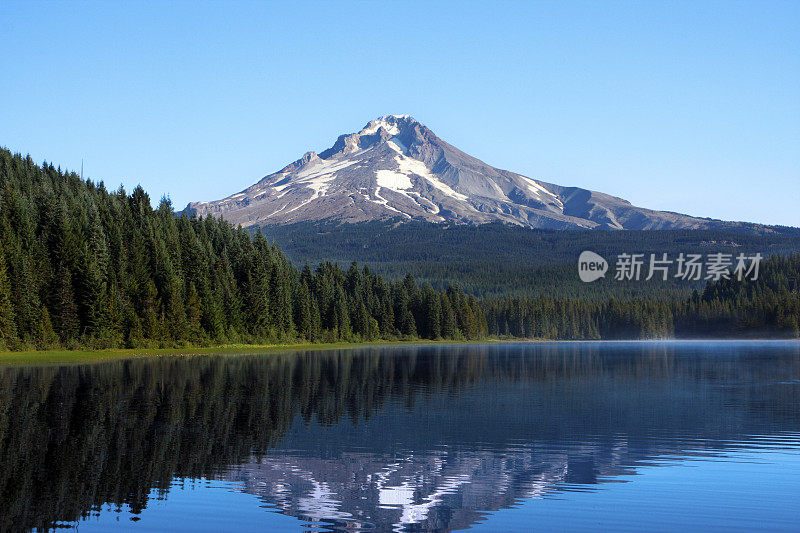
[1,342,799,532]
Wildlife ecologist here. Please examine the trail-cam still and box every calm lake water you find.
[1,341,799,532]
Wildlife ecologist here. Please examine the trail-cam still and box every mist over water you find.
[1,341,799,532]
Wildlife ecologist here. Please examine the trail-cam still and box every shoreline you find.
[1,337,797,366]
[0,338,516,366]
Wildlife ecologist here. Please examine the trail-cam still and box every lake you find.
[1,341,799,532]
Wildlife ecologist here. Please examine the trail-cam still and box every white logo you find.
[578,250,762,283]
[578,251,608,282]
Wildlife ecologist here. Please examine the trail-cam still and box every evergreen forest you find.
[1,147,798,350]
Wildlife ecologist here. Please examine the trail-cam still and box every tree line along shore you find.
[1,148,798,352]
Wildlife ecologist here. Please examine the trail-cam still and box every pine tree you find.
[294,281,315,340]
[333,285,351,339]
[440,292,456,339]
[185,282,204,343]
[35,306,58,349]
[140,279,161,342]
[421,286,442,339]
[0,252,17,346]
[50,263,79,342]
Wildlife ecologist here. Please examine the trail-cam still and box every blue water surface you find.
[3,341,799,532]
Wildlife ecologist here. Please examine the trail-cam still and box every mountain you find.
[184,115,758,230]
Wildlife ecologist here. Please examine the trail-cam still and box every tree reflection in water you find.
[1,342,798,532]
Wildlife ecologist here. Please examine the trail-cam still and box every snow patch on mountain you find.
[362,118,400,136]
[294,158,357,185]
[396,155,468,201]
[375,168,413,190]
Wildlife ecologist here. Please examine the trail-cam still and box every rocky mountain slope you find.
[185,115,751,230]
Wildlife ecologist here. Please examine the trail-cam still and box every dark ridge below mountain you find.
[256,221,800,298]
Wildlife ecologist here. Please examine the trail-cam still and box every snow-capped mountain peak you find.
[360,115,410,135]
[185,116,731,230]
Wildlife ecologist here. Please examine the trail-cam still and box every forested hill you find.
[484,254,800,340]
[0,147,798,350]
[0,148,485,350]
[257,221,800,298]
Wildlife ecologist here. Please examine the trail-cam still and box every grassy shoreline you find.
[4,338,793,366]
[0,338,516,366]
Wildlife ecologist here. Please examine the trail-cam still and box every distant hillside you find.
[257,221,800,298]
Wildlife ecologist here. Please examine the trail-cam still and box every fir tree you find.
[0,252,17,346]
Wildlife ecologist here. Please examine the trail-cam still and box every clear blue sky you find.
[2,1,798,226]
